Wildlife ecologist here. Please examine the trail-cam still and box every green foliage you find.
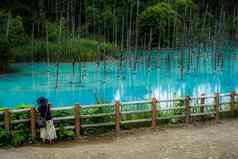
[0,40,11,73]
[57,123,75,141]
[0,12,27,45]
[8,16,28,45]
[139,2,178,46]
[174,0,196,12]
[139,2,177,30]
[0,128,11,146]
[47,20,69,42]
[9,104,32,146]
[174,99,185,114]
[52,109,74,118]
[13,38,112,62]
[11,125,28,146]
[0,123,30,147]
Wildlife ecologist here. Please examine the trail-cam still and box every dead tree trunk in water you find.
[56,63,60,88]
[6,10,11,42]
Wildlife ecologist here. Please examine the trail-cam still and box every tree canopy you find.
[0,0,238,70]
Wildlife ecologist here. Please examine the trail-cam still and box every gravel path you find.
[1,119,238,159]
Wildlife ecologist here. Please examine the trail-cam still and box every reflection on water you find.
[0,48,238,108]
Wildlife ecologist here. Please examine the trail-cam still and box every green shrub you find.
[11,130,27,146]
[57,123,75,141]
[0,40,11,73]
[13,38,112,62]
[0,128,11,146]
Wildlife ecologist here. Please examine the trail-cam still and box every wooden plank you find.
[55,125,75,131]
[159,99,182,103]
[81,113,115,118]
[121,100,150,105]
[53,116,75,121]
[221,110,231,113]
[82,103,114,109]
[121,118,152,124]
[191,112,215,117]
[52,106,74,111]
[81,122,115,128]
[11,108,31,113]
[190,95,215,100]
[219,102,231,105]
[160,107,186,111]
[157,115,185,120]
[12,119,30,124]
[121,110,151,115]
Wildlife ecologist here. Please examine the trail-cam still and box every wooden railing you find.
[0,92,237,140]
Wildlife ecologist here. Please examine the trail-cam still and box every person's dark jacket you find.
[38,105,52,121]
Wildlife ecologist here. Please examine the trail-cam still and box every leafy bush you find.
[13,38,112,62]
[10,105,32,146]
[0,40,11,73]
[0,128,11,146]
[57,123,75,141]
[11,129,27,146]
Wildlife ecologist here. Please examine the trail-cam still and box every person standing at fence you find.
[37,97,57,144]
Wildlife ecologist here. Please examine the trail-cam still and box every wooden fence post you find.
[200,93,205,121]
[115,101,121,132]
[185,96,191,124]
[48,103,52,109]
[200,93,205,113]
[75,104,81,138]
[4,109,10,130]
[230,91,236,117]
[31,108,37,140]
[151,98,157,129]
[214,93,220,123]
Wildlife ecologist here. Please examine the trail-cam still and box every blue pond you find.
[0,48,238,108]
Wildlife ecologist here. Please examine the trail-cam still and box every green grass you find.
[12,38,113,62]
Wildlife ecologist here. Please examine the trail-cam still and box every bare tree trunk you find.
[6,10,11,42]
[46,22,50,66]
[31,23,35,64]
[56,17,62,88]
[135,0,140,62]
[121,16,125,51]
[128,1,133,51]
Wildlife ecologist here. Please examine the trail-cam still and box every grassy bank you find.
[12,38,113,62]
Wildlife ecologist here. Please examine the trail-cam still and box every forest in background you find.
[0,0,238,72]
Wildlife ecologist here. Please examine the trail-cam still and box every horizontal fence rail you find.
[0,92,238,141]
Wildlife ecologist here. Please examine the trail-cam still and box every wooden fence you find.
[0,92,237,140]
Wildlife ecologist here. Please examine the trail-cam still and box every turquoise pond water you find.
[0,48,238,108]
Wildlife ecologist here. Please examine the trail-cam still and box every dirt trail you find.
[1,119,238,159]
